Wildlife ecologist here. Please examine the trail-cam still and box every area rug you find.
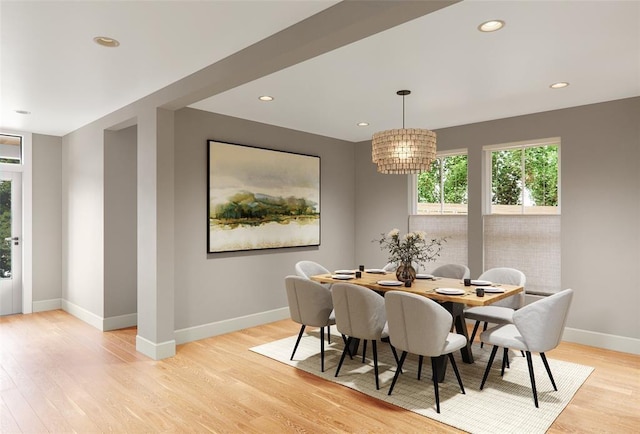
[250,330,593,434]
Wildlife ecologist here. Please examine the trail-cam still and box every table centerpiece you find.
[376,228,445,284]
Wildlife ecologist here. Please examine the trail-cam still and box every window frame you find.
[483,138,561,215]
[0,129,32,314]
[411,148,468,215]
[0,133,23,166]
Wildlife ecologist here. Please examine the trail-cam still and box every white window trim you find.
[410,148,468,215]
[0,129,32,314]
[483,137,561,215]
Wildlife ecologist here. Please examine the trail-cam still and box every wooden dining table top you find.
[310,271,523,307]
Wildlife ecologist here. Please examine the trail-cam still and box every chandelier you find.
[371,90,437,174]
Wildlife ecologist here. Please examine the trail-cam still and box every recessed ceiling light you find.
[357,122,369,127]
[550,82,570,89]
[478,20,505,32]
[258,95,274,102]
[93,36,120,47]
[15,110,31,115]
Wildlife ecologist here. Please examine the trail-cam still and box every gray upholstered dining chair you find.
[465,267,526,347]
[295,260,330,279]
[385,291,467,413]
[331,282,397,390]
[294,260,334,342]
[479,288,574,408]
[285,275,336,372]
[430,263,471,279]
[382,262,397,272]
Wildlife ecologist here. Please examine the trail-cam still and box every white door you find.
[0,171,22,315]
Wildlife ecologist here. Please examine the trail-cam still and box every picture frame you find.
[207,140,320,253]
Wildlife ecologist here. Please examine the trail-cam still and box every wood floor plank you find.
[0,310,638,433]
[1,388,48,433]
[0,396,21,433]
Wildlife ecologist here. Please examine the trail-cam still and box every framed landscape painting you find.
[207,140,320,253]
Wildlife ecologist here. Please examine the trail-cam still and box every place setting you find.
[364,268,387,274]
[376,280,403,287]
[329,268,356,279]
[416,273,436,280]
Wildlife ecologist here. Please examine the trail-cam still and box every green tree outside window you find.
[491,145,558,208]
[0,180,11,277]
[417,154,468,214]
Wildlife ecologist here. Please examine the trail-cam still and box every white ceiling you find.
[2,1,639,141]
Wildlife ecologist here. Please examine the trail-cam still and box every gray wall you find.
[32,134,62,304]
[173,108,356,330]
[355,97,640,342]
[354,140,410,268]
[62,125,104,316]
[104,127,137,318]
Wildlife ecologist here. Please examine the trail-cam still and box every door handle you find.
[4,237,19,245]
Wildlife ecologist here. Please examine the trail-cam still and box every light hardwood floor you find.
[1,310,638,433]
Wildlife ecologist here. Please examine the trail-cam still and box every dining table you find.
[311,270,523,381]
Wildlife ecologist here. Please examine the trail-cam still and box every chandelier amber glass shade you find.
[371,128,437,174]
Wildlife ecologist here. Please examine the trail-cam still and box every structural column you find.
[136,107,176,359]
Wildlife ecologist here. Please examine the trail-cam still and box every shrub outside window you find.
[489,142,559,214]
[417,153,468,215]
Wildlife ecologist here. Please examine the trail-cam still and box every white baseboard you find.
[136,334,176,360]
[174,306,290,345]
[62,299,103,330]
[32,298,62,312]
[61,300,137,332]
[562,327,640,355]
[103,313,137,331]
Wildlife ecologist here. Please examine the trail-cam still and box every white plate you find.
[331,274,354,280]
[435,288,466,295]
[471,280,492,286]
[334,269,356,275]
[377,280,403,286]
[483,286,505,293]
[365,268,386,274]
[416,273,435,279]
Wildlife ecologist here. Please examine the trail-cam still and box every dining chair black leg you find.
[431,357,441,413]
[521,350,526,357]
[335,337,352,378]
[362,340,367,363]
[469,320,481,345]
[506,349,510,369]
[320,326,325,372]
[480,321,489,348]
[372,340,380,390]
[291,325,306,360]
[448,353,465,394]
[388,342,400,366]
[525,351,539,408]
[341,334,353,359]
[388,351,408,396]
[417,355,423,380]
[501,347,508,376]
[480,345,499,390]
[540,352,558,391]
[381,336,399,368]
[327,325,331,344]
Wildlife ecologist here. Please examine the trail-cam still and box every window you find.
[483,138,561,295]
[409,215,467,272]
[484,215,561,295]
[486,140,559,214]
[416,151,467,214]
[0,134,22,165]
